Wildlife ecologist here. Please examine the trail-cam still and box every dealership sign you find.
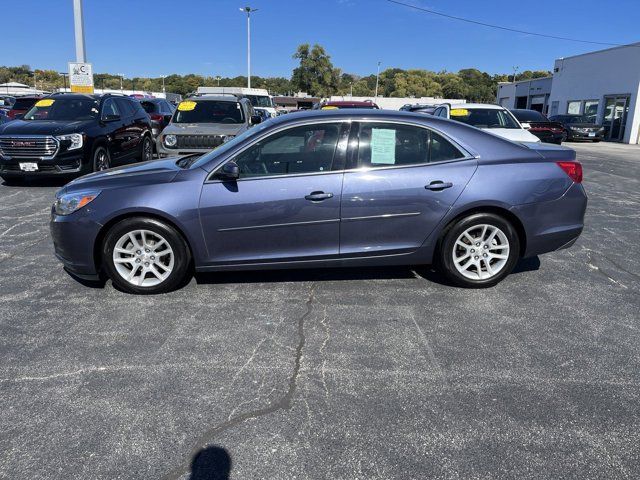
[68,62,94,93]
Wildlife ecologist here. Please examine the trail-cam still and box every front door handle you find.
[305,191,333,201]
[425,181,453,191]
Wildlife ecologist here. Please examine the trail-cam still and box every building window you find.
[567,101,581,115]
[583,100,599,123]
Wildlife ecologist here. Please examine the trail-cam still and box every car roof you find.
[324,101,377,107]
[188,95,243,102]
[447,103,505,110]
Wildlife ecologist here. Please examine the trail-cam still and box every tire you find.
[437,213,520,288]
[139,135,153,162]
[102,217,191,294]
[92,145,111,172]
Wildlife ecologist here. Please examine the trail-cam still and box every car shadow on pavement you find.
[1,177,70,188]
[188,445,232,480]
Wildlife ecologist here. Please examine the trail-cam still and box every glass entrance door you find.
[603,95,630,142]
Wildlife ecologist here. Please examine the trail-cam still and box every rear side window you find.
[140,101,158,114]
[356,123,464,168]
[12,98,38,110]
[115,98,135,116]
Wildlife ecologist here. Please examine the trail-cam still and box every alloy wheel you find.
[452,224,510,280]
[143,138,152,161]
[112,229,174,287]
[96,149,110,171]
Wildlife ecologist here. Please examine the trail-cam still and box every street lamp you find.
[161,75,166,94]
[374,61,381,99]
[118,73,124,92]
[215,75,222,86]
[59,72,69,92]
[239,6,258,89]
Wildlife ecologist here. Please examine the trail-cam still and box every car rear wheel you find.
[93,145,111,172]
[102,217,191,294]
[437,213,520,288]
[140,136,153,162]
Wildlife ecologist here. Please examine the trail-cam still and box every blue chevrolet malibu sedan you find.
[50,109,586,294]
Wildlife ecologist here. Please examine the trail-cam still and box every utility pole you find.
[72,0,87,62]
[240,6,258,89]
[374,61,381,99]
[118,73,124,91]
[350,82,353,97]
[512,66,519,83]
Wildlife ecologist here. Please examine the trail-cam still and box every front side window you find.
[449,108,520,129]
[232,123,341,178]
[356,123,464,168]
[173,101,245,124]
[101,99,119,119]
[23,97,100,121]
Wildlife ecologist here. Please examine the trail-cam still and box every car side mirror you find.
[216,161,240,181]
[102,114,121,122]
[521,122,531,129]
[250,114,262,125]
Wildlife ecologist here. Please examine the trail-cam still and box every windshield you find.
[563,115,590,124]
[173,100,245,124]
[449,107,520,129]
[23,97,99,121]
[188,119,273,170]
[245,95,273,108]
[512,110,547,122]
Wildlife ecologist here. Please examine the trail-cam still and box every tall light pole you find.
[240,6,258,89]
[118,73,124,91]
[161,75,166,94]
[215,75,222,86]
[72,0,87,62]
[374,61,381,99]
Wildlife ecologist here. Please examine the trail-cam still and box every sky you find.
[4,0,640,78]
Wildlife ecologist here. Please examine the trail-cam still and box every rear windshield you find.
[449,107,519,129]
[511,110,547,122]
[23,97,99,121]
[12,97,39,110]
[140,101,159,114]
[173,101,245,124]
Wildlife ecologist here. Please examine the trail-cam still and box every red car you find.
[7,96,43,120]
[320,100,380,110]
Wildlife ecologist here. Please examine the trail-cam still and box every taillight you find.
[149,113,163,122]
[557,161,583,183]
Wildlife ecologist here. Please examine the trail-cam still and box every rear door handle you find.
[305,191,333,201]
[425,181,453,191]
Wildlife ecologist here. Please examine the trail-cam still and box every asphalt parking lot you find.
[0,142,638,479]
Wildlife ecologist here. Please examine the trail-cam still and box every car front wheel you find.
[102,217,191,294]
[437,213,520,288]
[140,136,153,162]
[93,145,111,172]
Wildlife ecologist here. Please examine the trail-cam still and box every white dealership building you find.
[497,42,640,144]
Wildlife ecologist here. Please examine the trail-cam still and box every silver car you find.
[157,95,261,157]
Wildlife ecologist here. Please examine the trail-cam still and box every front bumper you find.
[156,142,214,158]
[567,130,603,141]
[0,150,87,176]
[50,206,102,279]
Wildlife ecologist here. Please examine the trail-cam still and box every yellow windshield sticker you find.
[177,101,197,111]
[321,106,338,110]
[450,108,469,117]
[35,99,55,107]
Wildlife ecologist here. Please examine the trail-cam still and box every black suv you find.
[0,93,153,183]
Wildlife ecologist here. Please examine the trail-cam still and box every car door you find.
[339,121,477,256]
[114,98,140,160]
[198,121,350,265]
[101,98,127,161]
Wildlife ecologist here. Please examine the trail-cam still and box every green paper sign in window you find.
[370,128,397,164]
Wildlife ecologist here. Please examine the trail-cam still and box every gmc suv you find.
[0,93,153,184]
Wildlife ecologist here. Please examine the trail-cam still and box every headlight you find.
[164,134,177,147]
[221,135,235,143]
[56,133,83,151]
[54,190,100,215]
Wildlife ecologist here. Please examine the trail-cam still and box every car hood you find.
[482,127,541,143]
[0,119,94,136]
[163,123,246,136]
[62,158,184,194]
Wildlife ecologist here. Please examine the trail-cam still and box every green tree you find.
[291,44,340,97]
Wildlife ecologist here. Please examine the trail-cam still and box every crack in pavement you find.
[160,282,315,480]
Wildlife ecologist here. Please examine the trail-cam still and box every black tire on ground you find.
[92,145,111,172]
[436,212,520,288]
[140,135,153,162]
[102,217,191,294]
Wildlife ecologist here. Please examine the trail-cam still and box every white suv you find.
[433,103,541,143]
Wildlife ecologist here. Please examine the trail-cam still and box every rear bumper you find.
[512,183,587,257]
[50,207,102,278]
